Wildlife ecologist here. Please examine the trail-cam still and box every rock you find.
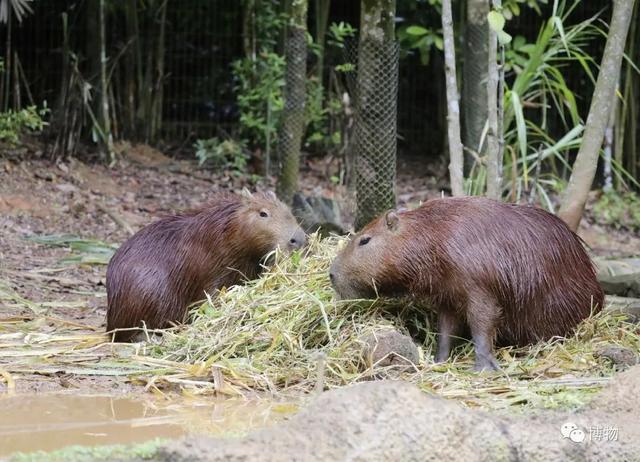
[594,345,639,369]
[595,257,640,279]
[292,193,346,236]
[598,273,640,298]
[151,366,640,462]
[362,329,420,368]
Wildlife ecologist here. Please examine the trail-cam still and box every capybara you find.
[329,197,604,371]
[106,190,306,341]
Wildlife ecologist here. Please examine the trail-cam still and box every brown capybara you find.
[329,197,604,371]
[106,190,306,341]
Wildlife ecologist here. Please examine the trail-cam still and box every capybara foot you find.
[473,356,500,372]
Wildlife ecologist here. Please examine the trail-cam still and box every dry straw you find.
[1,234,638,411]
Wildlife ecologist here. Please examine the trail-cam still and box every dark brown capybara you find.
[106,189,306,341]
[329,196,604,371]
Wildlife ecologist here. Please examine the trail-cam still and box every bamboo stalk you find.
[485,2,501,199]
[442,0,464,197]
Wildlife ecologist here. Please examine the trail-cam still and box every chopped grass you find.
[152,234,640,410]
[2,234,638,412]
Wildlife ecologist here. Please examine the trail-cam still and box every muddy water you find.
[0,394,296,457]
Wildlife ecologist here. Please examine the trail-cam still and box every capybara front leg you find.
[467,296,500,372]
[435,308,462,363]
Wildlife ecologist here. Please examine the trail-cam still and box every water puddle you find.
[0,393,297,457]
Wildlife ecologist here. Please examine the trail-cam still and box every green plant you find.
[326,21,357,49]
[303,22,356,153]
[592,191,640,231]
[467,0,604,208]
[194,137,249,175]
[0,105,48,144]
[397,23,443,65]
[233,51,286,149]
[396,0,443,66]
[232,0,288,156]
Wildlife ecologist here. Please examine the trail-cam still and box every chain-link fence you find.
[346,39,400,230]
[276,26,308,204]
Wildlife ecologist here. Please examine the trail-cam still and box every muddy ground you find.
[1,144,639,396]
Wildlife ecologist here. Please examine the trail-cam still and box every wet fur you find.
[330,197,604,368]
[106,192,304,341]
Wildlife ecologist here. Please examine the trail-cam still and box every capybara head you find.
[239,189,307,254]
[330,210,402,299]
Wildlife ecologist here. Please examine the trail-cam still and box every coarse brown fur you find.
[106,190,306,342]
[329,196,604,371]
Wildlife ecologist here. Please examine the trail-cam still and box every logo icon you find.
[561,422,586,443]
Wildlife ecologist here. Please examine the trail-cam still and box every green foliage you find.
[502,0,549,19]
[469,0,602,207]
[195,137,249,174]
[231,0,287,151]
[326,21,357,49]
[233,51,286,150]
[0,105,49,144]
[488,10,512,45]
[592,191,640,231]
[304,21,357,153]
[304,76,343,151]
[396,0,444,66]
[9,439,165,462]
[503,1,600,199]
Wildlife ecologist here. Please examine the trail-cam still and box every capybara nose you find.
[329,272,336,284]
[289,231,307,250]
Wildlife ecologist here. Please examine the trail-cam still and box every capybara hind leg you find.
[435,308,463,363]
[467,296,500,372]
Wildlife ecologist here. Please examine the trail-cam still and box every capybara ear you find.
[264,190,277,202]
[385,210,400,231]
[241,187,253,200]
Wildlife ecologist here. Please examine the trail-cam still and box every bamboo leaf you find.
[552,15,570,54]
[510,91,528,163]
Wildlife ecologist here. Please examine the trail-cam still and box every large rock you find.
[596,257,640,298]
[292,193,346,236]
[154,366,640,461]
[361,329,420,369]
[599,273,640,298]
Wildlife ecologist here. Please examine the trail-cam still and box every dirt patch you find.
[157,366,640,461]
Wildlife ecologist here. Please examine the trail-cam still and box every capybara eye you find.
[359,236,371,246]
[259,210,269,218]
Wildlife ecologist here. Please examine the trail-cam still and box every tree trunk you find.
[276,0,309,205]
[558,0,635,231]
[98,0,113,159]
[442,0,464,197]
[462,0,489,171]
[353,0,398,230]
[485,1,502,200]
